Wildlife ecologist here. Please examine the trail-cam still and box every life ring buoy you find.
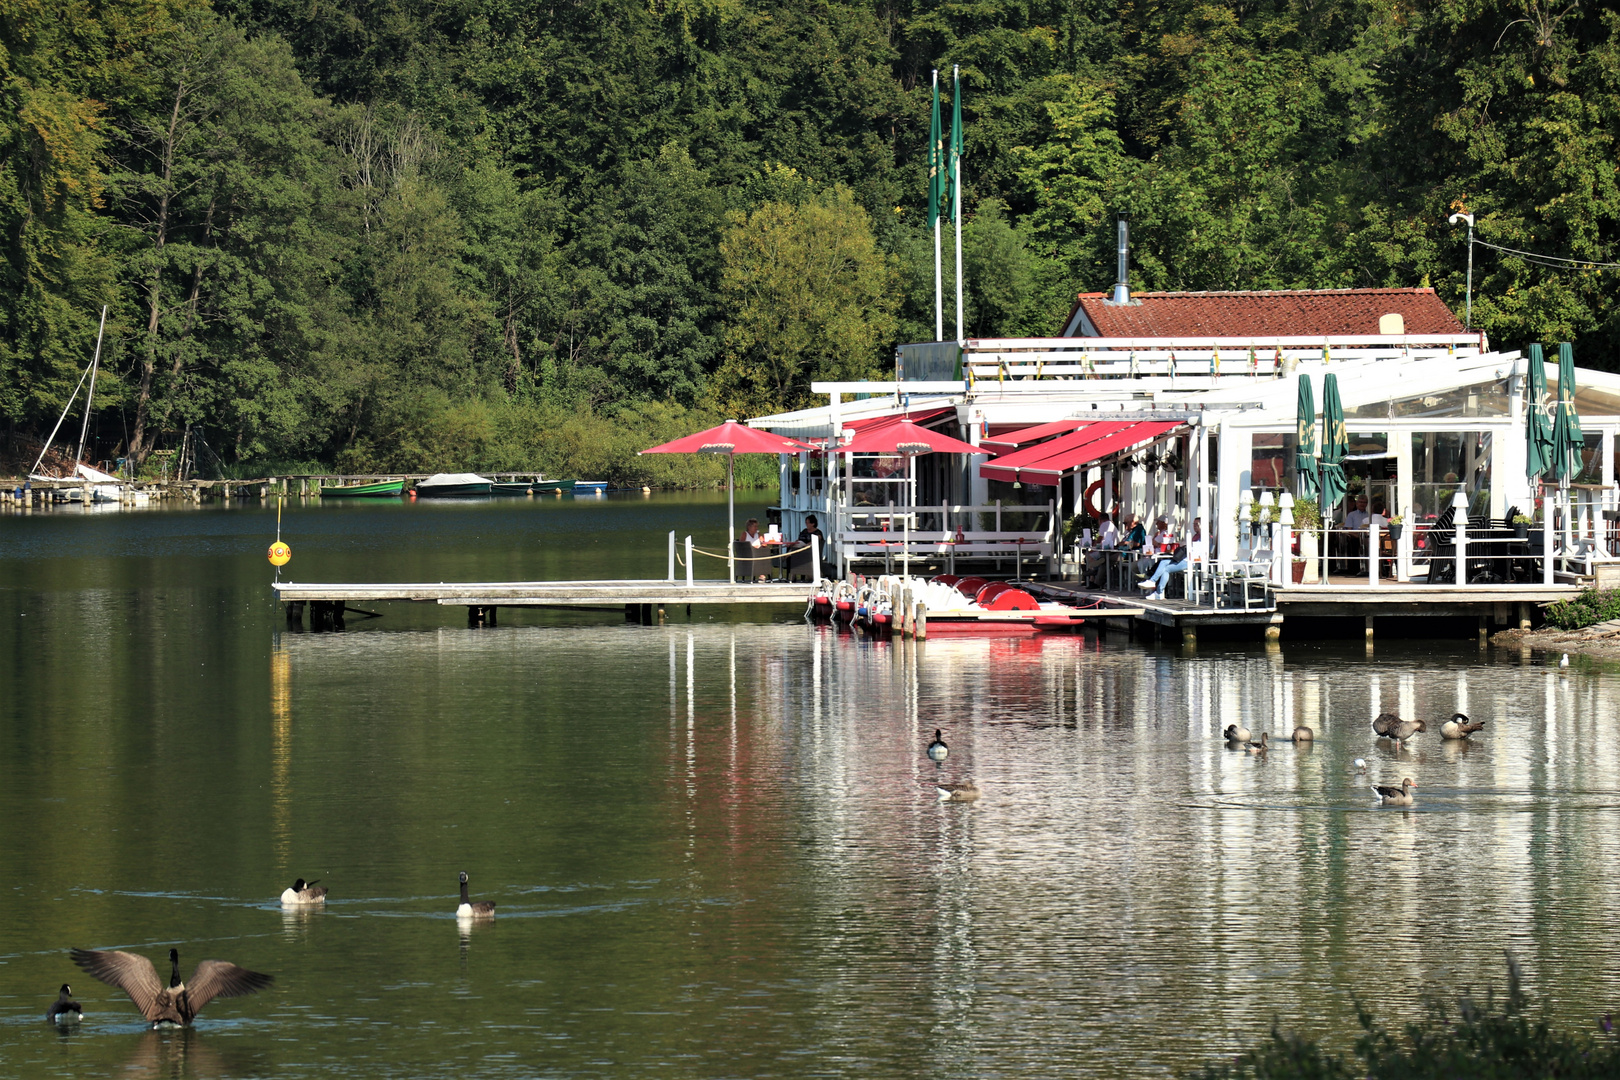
[1084,478,1121,522]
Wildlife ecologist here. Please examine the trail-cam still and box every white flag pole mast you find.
[932,68,943,343]
[953,65,963,343]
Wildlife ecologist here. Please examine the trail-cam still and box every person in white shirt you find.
[1084,515,1121,586]
[1344,495,1371,530]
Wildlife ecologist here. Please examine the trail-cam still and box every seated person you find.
[797,514,823,547]
[1149,518,1174,553]
[1344,495,1371,530]
[1138,541,1189,601]
[1121,513,1147,549]
[1369,500,1390,528]
[1083,515,1120,586]
[788,514,823,581]
[738,518,766,581]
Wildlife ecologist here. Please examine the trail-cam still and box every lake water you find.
[2,494,1617,1077]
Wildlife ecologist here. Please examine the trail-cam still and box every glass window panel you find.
[1347,381,1509,419]
[1410,431,1493,522]
[1575,432,1603,485]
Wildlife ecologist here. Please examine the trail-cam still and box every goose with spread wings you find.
[70,947,272,1027]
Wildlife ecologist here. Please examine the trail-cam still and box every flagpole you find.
[952,65,963,343]
[931,68,942,342]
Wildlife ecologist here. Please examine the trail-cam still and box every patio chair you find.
[1424,507,1457,583]
[1217,550,1273,609]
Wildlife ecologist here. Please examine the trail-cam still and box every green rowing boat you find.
[533,478,577,493]
[319,478,406,497]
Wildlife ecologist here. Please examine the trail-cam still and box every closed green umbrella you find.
[1295,373,1319,499]
[1318,373,1347,518]
[1525,344,1554,483]
[1552,342,1584,483]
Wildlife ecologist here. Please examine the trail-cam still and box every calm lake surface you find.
[2,493,1618,1078]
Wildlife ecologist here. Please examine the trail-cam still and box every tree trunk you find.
[128,76,189,470]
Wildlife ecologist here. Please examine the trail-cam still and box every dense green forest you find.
[2,0,1617,481]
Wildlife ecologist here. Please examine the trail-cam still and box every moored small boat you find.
[534,478,577,494]
[414,473,493,497]
[490,480,536,495]
[572,480,608,494]
[320,478,405,498]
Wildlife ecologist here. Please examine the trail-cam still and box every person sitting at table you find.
[1369,499,1390,528]
[797,514,822,547]
[786,515,823,581]
[1083,514,1120,586]
[1149,518,1173,553]
[1344,495,1371,530]
[1121,513,1147,549]
[1138,540,1190,601]
[739,518,767,580]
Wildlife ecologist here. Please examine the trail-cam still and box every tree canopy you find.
[1,0,1616,475]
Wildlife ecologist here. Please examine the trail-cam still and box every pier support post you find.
[1518,602,1532,630]
[1364,615,1374,640]
[1181,625,1197,648]
[915,603,927,640]
[285,601,305,628]
[1264,624,1281,642]
[1478,615,1488,645]
[468,606,485,628]
[486,606,497,627]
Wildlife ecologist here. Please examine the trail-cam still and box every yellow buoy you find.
[268,541,292,566]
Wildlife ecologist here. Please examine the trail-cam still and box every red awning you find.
[979,421,1181,486]
[842,406,954,433]
[979,418,1087,455]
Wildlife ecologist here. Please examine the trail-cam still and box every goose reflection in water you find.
[118,1028,264,1080]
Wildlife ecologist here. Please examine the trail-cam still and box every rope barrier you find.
[675,543,815,565]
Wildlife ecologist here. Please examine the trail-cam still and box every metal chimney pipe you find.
[1112,214,1130,304]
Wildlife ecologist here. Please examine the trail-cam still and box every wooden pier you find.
[274,579,815,629]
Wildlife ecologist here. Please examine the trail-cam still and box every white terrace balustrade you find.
[833,500,1056,577]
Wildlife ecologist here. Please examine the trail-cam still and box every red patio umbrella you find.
[839,418,980,576]
[642,420,814,582]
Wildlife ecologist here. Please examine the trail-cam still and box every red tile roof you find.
[1062,288,1464,338]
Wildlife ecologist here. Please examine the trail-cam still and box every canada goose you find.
[457,871,496,918]
[280,878,328,905]
[1372,713,1401,737]
[1292,724,1314,743]
[936,781,981,802]
[1246,732,1269,755]
[69,948,272,1028]
[927,729,948,761]
[46,984,82,1025]
[1223,723,1251,744]
[1440,713,1486,740]
[1372,778,1417,806]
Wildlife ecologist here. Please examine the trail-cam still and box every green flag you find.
[949,67,962,221]
[928,71,943,228]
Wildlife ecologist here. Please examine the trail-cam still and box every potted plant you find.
[1291,498,1322,583]
[1387,513,1405,541]
[1512,513,1532,539]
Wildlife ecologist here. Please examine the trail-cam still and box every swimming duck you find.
[46,984,81,1025]
[1440,713,1485,740]
[70,947,272,1028]
[280,878,328,906]
[456,871,496,919]
[1223,723,1251,744]
[936,781,981,803]
[1372,778,1417,806]
[1246,732,1269,755]
[1291,724,1314,743]
[927,729,948,761]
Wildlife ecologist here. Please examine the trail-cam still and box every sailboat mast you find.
[74,305,109,466]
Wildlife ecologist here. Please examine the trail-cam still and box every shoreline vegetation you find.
[1191,955,1619,1080]
[1489,588,1620,664]
[4,3,1618,477]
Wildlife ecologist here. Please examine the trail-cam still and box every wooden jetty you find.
[274,579,816,629]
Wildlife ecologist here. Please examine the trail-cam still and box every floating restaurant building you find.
[750,281,1618,625]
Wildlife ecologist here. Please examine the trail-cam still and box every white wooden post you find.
[1453,490,1470,586]
[1368,521,1379,586]
[811,532,822,583]
[685,536,694,587]
[1543,497,1555,585]
[1259,491,1277,580]
[1278,493,1294,587]
[1238,489,1255,563]
[668,530,676,582]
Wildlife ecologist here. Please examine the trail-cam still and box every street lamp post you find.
[1449,211,1475,330]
